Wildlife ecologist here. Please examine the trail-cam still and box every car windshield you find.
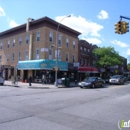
[84,77,96,82]
[112,75,120,78]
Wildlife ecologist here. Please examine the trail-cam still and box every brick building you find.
[0,16,81,82]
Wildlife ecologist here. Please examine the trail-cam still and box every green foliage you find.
[127,63,130,69]
[93,46,124,67]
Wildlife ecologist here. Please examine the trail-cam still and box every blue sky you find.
[0,0,130,63]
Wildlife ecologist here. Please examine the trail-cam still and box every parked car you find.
[123,76,128,82]
[78,77,104,88]
[0,76,4,85]
[109,75,124,85]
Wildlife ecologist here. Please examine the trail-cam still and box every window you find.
[66,53,69,62]
[12,53,14,62]
[12,39,15,47]
[36,31,40,42]
[84,48,86,51]
[7,40,10,48]
[80,58,83,65]
[0,55,2,62]
[49,49,53,60]
[88,49,90,52]
[49,31,53,42]
[25,50,28,60]
[26,35,29,44]
[0,43,3,50]
[84,59,87,66]
[55,50,62,60]
[73,54,75,62]
[18,52,21,61]
[6,54,9,62]
[36,49,39,59]
[19,37,22,45]
[66,38,69,47]
[58,35,62,44]
[80,46,82,50]
[73,41,76,49]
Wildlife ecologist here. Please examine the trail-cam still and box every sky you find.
[0,0,130,63]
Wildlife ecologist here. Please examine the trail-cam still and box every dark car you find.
[109,75,124,85]
[78,77,104,88]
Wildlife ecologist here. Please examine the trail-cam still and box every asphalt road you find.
[0,82,130,130]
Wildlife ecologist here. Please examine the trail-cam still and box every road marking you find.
[109,85,126,89]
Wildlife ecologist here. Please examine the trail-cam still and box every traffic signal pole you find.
[120,16,130,21]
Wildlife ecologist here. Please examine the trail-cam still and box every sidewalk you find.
[4,80,77,89]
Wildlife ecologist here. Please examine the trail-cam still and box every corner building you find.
[0,16,81,82]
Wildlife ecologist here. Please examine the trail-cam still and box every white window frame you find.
[73,54,76,62]
[7,40,10,48]
[19,37,22,45]
[58,35,62,45]
[49,31,53,42]
[0,43,3,50]
[36,31,40,42]
[12,38,15,47]
[36,49,39,60]
[73,41,76,49]
[18,52,21,61]
[0,55,2,62]
[66,52,69,62]
[6,54,9,62]
[26,35,29,44]
[25,50,28,60]
[49,49,53,60]
[55,50,62,59]
[12,53,14,62]
[66,38,69,47]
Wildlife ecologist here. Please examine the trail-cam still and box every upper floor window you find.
[84,48,86,51]
[80,58,83,65]
[36,31,40,42]
[12,39,15,47]
[19,37,22,45]
[36,49,39,59]
[88,49,90,52]
[84,59,87,66]
[0,43,3,50]
[73,54,75,62]
[80,46,82,50]
[66,38,69,47]
[12,53,14,62]
[6,54,9,62]
[58,35,62,44]
[55,50,62,60]
[0,55,2,62]
[25,50,28,60]
[18,52,21,61]
[49,31,53,42]
[7,40,10,48]
[26,35,29,44]
[66,53,69,62]
[73,41,76,49]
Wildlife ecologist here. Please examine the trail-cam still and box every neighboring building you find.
[0,16,81,81]
[78,40,99,81]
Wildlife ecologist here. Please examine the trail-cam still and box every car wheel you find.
[80,86,83,88]
[92,84,95,88]
[101,83,104,87]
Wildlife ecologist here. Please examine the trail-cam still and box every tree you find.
[93,46,124,68]
[127,63,130,69]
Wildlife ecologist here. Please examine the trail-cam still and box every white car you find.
[0,76,4,85]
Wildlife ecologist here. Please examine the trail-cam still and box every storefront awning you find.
[78,66,98,73]
[18,59,68,71]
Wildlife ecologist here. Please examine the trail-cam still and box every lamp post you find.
[55,15,71,87]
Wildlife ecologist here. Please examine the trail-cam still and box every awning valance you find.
[18,59,68,71]
[78,66,98,73]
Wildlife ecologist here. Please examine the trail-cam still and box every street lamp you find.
[55,15,71,87]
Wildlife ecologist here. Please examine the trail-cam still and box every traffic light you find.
[52,67,60,71]
[124,21,129,33]
[115,21,122,34]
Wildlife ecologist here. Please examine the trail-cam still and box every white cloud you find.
[97,10,109,20]
[111,40,129,48]
[9,20,19,28]
[0,6,6,16]
[127,49,130,55]
[81,37,102,45]
[55,14,103,37]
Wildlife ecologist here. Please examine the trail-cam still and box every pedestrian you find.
[28,76,32,86]
[42,74,46,85]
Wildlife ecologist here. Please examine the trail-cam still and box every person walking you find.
[28,76,32,86]
[42,74,46,85]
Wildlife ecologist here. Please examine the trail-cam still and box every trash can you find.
[65,78,70,87]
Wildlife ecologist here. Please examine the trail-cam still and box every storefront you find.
[78,66,98,81]
[18,59,68,83]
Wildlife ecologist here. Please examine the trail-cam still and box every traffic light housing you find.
[115,21,123,34]
[52,67,60,71]
[115,21,129,34]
